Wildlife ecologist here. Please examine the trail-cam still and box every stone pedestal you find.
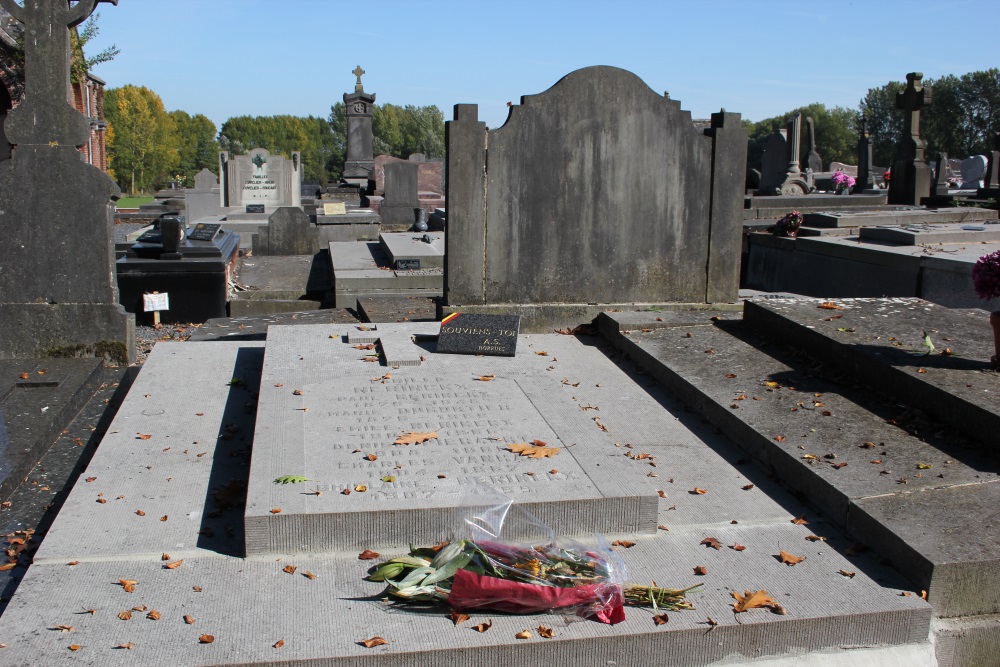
[342,70,376,188]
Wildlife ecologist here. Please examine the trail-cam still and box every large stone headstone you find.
[888,72,932,206]
[444,66,745,327]
[379,161,420,227]
[0,0,133,363]
[757,130,787,195]
[184,168,223,222]
[959,155,988,189]
[374,153,444,195]
[342,66,375,188]
[251,207,320,255]
[224,147,302,210]
[805,116,823,173]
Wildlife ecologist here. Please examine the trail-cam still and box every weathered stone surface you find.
[184,168,223,222]
[223,148,301,210]
[342,67,375,184]
[380,161,420,227]
[888,73,933,207]
[757,130,788,195]
[374,153,444,195]
[804,208,997,228]
[252,207,319,255]
[445,66,745,314]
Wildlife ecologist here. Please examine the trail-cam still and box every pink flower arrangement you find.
[972,249,1000,300]
[831,170,856,192]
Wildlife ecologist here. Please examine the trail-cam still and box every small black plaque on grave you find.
[246,204,265,213]
[436,313,520,357]
[187,223,221,242]
[394,258,420,270]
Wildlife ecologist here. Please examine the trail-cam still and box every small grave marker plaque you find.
[142,292,170,326]
[187,223,221,242]
[245,204,266,214]
[323,202,347,215]
[436,313,520,357]
[394,258,420,270]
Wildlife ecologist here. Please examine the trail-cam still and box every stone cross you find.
[854,114,874,192]
[0,0,117,147]
[896,72,932,162]
[353,65,365,92]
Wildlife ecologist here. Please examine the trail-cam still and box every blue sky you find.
[85,0,996,132]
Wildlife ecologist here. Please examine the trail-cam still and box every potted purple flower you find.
[769,210,803,238]
[831,170,856,195]
[972,249,1000,368]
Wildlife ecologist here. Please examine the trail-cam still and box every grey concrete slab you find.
[742,298,1000,449]
[860,223,1000,245]
[357,296,437,323]
[380,231,445,268]
[0,334,935,666]
[190,310,359,342]
[804,208,997,228]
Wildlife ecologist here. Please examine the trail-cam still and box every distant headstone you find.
[984,132,1000,192]
[757,130,787,195]
[251,207,320,256]
[827,162,858,176]
[224,148,301,210]
[436,313,520,357]
[932,152,951,195]
[184,168,223,222]
[888,72,932,206]
[959,155,988,189]
[380,162,420,227]
[445,66,745,320]
[805,116,823,174]
[374,154,444,195]
[0,0,134,363]
[853,115,875,193]
[779,113,811,195]
[342,66,376,187]
[246,204,266,213]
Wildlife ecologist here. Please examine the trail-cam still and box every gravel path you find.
[134,323,198,365]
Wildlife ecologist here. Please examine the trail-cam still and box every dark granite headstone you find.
[0,0,134,364]
[888,72,932,206]
[805,116,823,174]
[246,203,266,213]
[757,130,787,195]
[187,223,221,242]
[394,259,421,270]
[853,115,876,193]
[251,207,319,255]
[380,162,420,227]
[436,313,520,357]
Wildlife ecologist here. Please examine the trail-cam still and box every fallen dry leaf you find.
[693,565,707,575]
[161,553,170,561]
[790,515,808,525]
[282,565,298,574]
[146,610,161,620]
[365,453,377,461]
[657,490,666,498]
[273,639,285,649]
[18,372,28,379]
[163,560,183,570]
[818,301,843,310]
[67,561,80,566]
[360,636,388,648]
[358,550,380,561]
[732,589,777,613]
[116,642,135,649]
[538,625,555,638]
[476,375,495,382]
[159,515,168,522]
[394,431,438,445]
[118,610,132,621]
[118,579,137,593]
[52,625,74,633]
[731,543,746,552]
[85,477,96,483]
[515,630,532,639]
[612,540,636,549]
[690,487,707,495]
[184,615,195,624]
[135,510,145,517]
[302,570,318,580]
[805,535,827,543]
[700,537,722,550]
[450,611,470,626]
[473,619,493,633]
[838,570,856,578]
[68,644,82,651]
[355,484,368,492]
[199,634,215,644]
[270,508,282,514]
[505,441,560,458]
[777,550,805,566]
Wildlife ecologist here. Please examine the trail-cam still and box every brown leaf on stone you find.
[273,639,285,649]
[360,636,387,648]
[137,434,152,440]
[611,540,636,549]
[514,630,532,639]
[117,610,132,621]
[85,477,96,483]
[161,553,170,561]
[52,625,74,632]
[476,375,496,382]
[159,515,168,522]
[302,570,317,580]
[774,435,785,442]
[68,644,82,651]
[700,537,722,550]
[805,535,827,542]
[135,510,145,516]
[118,579,138,593]
[838,570,856,578]
[732,589,777,613]
[777,550,805,566]
[358,550,380,561]
[505,442,560,458]
[653,613,669,625]
[18,372,28,379]
[193,586,203,592]
[690,487,707,495]
[199,634,215,644]
[270,508,282,514]
[725,373,737,379]
[790,515,808,525]
[67,561,80,566]
[341,488,351,495]
[365,453,377,461]
[184,615,195,624]
[473,619,493,633]
[282,565,298,574]
[593,416,609,432]
[292,389,303,395]
[535,351,549,356]
[450,611,470,626]
[731,543,746,551]
[146,610,161,620]
[115,642,135,649]
[693,565,707,575]
[394,431,438,445]
[818,301,843,310]
[537,624,555,638]
[163,560,183,570]
[657,490,666,498]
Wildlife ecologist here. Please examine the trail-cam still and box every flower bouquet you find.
[831,170,855,194]
[972,249,1000,368]
[769,210,803,238]
[366,539,700,624]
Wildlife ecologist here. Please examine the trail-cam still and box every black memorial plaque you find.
[436,313,520,357]
[187,223,221,242]
[245,204,265,213]
[394,258,420,270]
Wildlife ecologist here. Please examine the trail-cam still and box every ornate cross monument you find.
[0,0,134,363]
[342,65,376,190]
[779,113,811,195]
[888,72,932,206]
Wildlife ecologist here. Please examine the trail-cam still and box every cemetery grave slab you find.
[859,222,1000,245]
[804,208,997,229]
[357,295,438,323]
[329,237,444,308]
[246,324,658,553]
[601,303,1000,628]
[0,338,934,666]
[190,309,359,342]
[380,230,445,269]
[229,254,335,317]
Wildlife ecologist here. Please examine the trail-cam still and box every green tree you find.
[745,103,856,170]
[70,14,119,84]
[218,115,336,183]
[169,110,219,184]
[105,85,177,194]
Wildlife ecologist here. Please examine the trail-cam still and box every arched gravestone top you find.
[465,65,744,306]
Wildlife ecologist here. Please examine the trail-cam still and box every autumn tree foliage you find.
[105,85,177,195]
